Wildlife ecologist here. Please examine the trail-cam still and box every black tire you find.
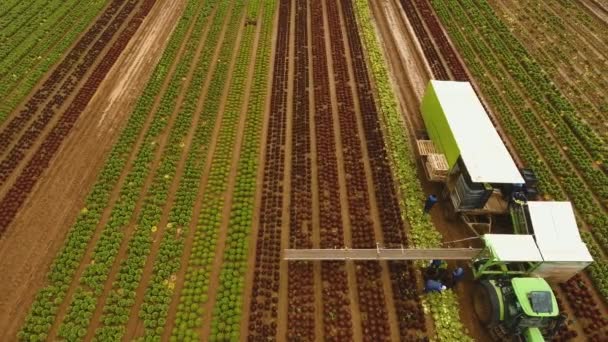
[474,280,501,325]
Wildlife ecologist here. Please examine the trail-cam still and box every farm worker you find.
[425,279,447,293]
[452,267,465,285]
[429,259,443,269]
[424,194,438,213]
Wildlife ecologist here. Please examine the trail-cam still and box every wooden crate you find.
[416,140,437,156]
[424,153,449,182]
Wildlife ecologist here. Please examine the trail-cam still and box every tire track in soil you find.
[81,2,230,338]
[0,0,139,188]
[246,0,291,339]
[0,0,178,339]
[0,0,157,232]
[239,1,279,338]
[40,0,193,338]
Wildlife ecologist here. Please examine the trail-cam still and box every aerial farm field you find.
[0,0,607,341]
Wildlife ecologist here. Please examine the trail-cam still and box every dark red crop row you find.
[412,0,469,81]
[287,0,315,340]
[0,0,129,156]
[310,0,353,340]
[326,1,392,340]
[247,0,291,340]
[398,0,449,80]
[0,0,157,232]
[0,0,139,187]
[341,0,427,339]
[560,276,608,341]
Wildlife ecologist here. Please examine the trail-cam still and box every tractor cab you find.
[475,277,563,342]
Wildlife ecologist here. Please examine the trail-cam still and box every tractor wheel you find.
[474,280,501,325]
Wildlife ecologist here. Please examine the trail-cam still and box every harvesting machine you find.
[283,80,593,342]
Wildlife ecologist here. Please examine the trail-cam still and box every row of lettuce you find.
[19,0,214,340]
[352,0,473,341]
[20,0,278,340]
[487,0,607,138]
[0,0,110,122]
[429,0,608,302]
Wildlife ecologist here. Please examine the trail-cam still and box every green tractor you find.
[474,277,565,341]
[468,228,590,342]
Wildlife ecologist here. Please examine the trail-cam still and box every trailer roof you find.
[430,80,524,184]
[528,202,593,262]
[483,234,543,262]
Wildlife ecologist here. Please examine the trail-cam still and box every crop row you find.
[464,0,608,198]
[490,1,608,132]
[140,0,249,339]
[0,0,131,159]
[16,0,197,339]
[0,0,108,123]
[430,0,608,297]
[92,1,244,340]
[138,0,239,338]
[560,274,608,341]
[286,0,316,339]
[341,0,431,339]
[247,0,290,339]
[0,1,129,164]
[326,0,395,340]
[0,0,146,233]
[55,1,215,341]
[208,3,276,340]
[311,0,355,339]
[351,0,471,341]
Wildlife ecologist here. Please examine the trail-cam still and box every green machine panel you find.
[421,82,460,168]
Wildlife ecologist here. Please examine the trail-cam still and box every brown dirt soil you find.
[0,0,186,339]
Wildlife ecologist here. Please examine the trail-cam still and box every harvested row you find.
[0,0,109,123]
[0,0,156,233]
[247,0,290,339]
[16,0,203,340]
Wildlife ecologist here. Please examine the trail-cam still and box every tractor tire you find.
[474,280,501,325]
